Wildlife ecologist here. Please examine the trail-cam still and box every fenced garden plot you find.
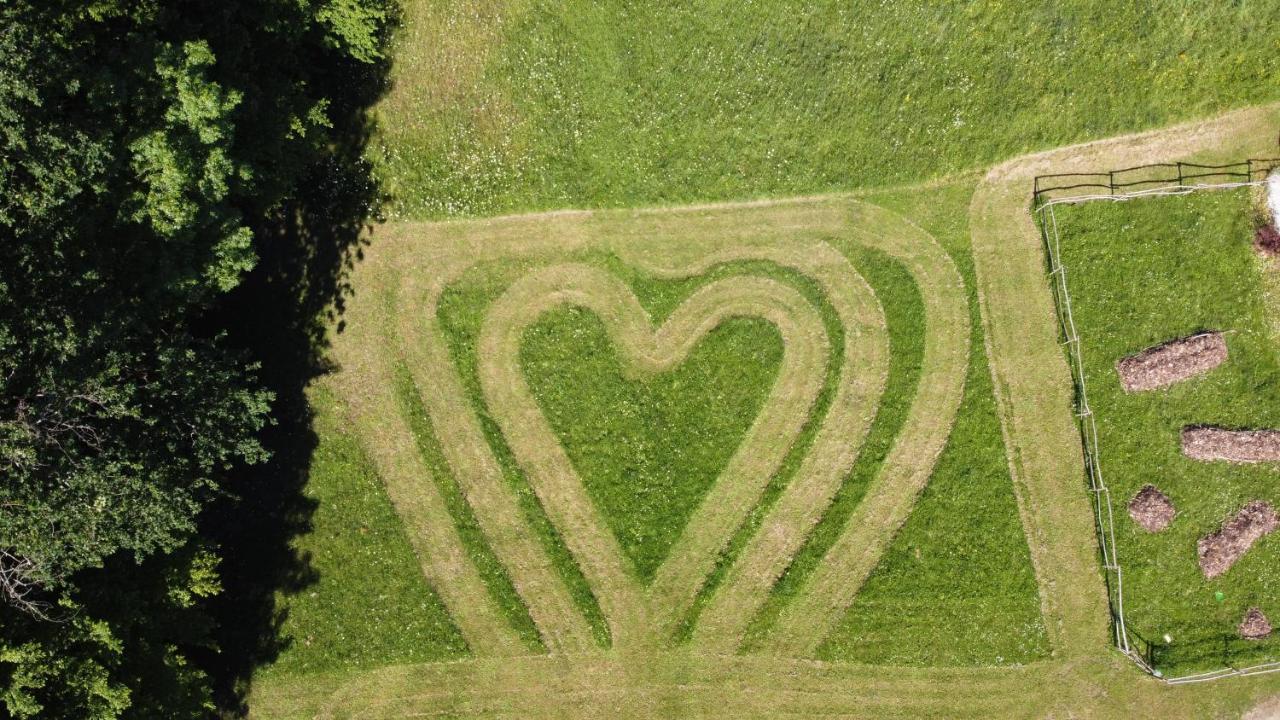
[1039,183,1280,681]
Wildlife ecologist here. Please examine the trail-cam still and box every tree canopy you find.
[0,0,395,715]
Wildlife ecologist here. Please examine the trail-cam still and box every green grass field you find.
[254,387,467,679]
[1052,189,1280,675]
[244,108,1280,718]
[238,0,1280,714]
[377,0,1280,219]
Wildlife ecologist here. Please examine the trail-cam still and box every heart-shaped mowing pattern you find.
[521,305,785,583]
[478,263,830,645]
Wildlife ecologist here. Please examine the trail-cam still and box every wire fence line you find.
[1034,168,1280,685]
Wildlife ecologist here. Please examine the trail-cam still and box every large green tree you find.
[0,0,394,716]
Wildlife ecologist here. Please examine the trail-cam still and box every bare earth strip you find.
[479,265,830,646]
[765,204,971,657]
[968,102,1280,659]
[396,255,598,652]
[327,258,523,656]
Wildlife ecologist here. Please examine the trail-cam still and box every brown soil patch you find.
[1127,485,1175,532]
[1197,501,1278,579]
[1115,332,1227,392]
[1182,427,1280,463]
[1240,607,1273,640]
[1256,225,1280,258]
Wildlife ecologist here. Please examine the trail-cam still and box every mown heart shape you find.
[477,263,830,645]
[521,305,785,583]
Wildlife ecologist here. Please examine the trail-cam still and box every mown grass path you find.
[328,255,526,656]
[764,205,969,656]
[398,255,599,652]
[611,234,892,650]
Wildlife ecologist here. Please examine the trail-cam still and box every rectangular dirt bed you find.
[1182,427,1280,464]
[1115,332,1227,392]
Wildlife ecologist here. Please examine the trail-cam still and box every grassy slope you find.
[427,218,1047,664]
[256,386,467,679]
[379,0,1280,218]
[1054,189,1280,674]
[259,186,1051,671]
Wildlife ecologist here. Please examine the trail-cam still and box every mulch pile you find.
[1182,427,1280,464]
[1256,225,1280,259]
[1115,332,1227,392]
[1197,501,1278,579]
[1240,607,1273,640]
[1127,484,1175,533]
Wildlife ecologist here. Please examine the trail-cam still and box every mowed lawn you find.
[256,181,1050,684]
[1052,189,1280,676]
[377,0,1279,218]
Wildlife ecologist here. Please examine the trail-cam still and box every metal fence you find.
[1033,162,1280,685]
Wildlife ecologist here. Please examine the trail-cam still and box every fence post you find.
[1109,171,1115,195]
[1177,162,1184,186]
[1247,159,1253,181]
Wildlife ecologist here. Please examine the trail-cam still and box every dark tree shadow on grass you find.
[199,47,393,718]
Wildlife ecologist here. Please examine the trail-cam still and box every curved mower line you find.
[478,264,832,647]
[765,205,971,657]
[327,256,527,656]
[613,238,895,652]
[397,259,600,652]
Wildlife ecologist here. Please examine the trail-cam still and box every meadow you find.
[256,186,1048,675]
[377,0,1280,219]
